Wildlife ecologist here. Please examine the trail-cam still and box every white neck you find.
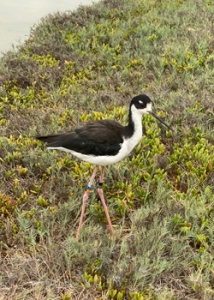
[125,105,143,152]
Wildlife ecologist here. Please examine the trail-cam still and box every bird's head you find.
[131,94,173,131]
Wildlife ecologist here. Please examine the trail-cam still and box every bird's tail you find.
[35,134,65,147]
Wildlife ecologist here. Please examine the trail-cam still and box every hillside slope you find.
[0,0,214,299]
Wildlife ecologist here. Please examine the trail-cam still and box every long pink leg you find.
[76,166,98,239]
[97,166,114,236]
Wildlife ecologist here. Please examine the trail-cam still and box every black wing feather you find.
[36,120,124,156]
[75,120,124,144]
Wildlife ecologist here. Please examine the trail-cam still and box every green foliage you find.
[0,0,214,299]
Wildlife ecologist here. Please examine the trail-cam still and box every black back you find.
[36,119,125,156]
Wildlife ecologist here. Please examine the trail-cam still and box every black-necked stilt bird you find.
[36,94,172,238]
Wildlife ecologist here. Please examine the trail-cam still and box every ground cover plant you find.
[0,0,214,299]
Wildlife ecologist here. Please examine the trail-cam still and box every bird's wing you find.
[75,120,124,144]
[36,120,124,156]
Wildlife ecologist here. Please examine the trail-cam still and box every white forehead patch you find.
[139,100,143,104]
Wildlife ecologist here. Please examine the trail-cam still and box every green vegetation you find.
[1,0,214,299]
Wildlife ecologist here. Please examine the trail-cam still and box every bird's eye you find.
[138,100,146,108]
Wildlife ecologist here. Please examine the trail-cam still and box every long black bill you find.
[149,111,173,131]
